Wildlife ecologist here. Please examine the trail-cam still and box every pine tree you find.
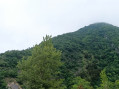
[17,35,65,89]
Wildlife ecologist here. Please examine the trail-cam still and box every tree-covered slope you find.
[0,49,31,88]
[1,22,119,88]
[52,23,119,87]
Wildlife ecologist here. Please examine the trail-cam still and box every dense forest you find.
[0,23,119,89]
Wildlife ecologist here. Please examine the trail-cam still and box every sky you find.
[0,0,119,53]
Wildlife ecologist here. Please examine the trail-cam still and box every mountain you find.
[52,22,119,87]
[1,22,119,88]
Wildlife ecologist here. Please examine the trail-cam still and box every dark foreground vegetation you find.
[0,23,119,89]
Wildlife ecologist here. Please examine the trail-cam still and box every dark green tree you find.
[0,72,7,89]
[17,35,65,89]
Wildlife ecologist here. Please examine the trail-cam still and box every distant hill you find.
[1,22,119,88]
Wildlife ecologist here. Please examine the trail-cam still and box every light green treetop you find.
[17,35,65,89]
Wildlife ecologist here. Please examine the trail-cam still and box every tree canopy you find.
[17,35,65,89]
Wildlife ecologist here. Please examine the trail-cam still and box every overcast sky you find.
[0,0,119,53]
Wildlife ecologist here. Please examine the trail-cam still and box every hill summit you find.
[52,22,119,87]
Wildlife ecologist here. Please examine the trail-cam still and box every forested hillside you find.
[52,23,119,88]
[1,23,119,89]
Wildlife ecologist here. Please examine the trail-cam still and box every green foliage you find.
[0,49,31,68]
[0,49,31,88]
[71,77,93,89]
[17,35,65,89]
[1,23,119,88]
[97,69,111,89]
[114,80,119,89]
[52,23,119,87]
[0,72,7,89]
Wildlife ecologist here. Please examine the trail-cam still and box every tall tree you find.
[17,35,65,89]
[97,69,112,89]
